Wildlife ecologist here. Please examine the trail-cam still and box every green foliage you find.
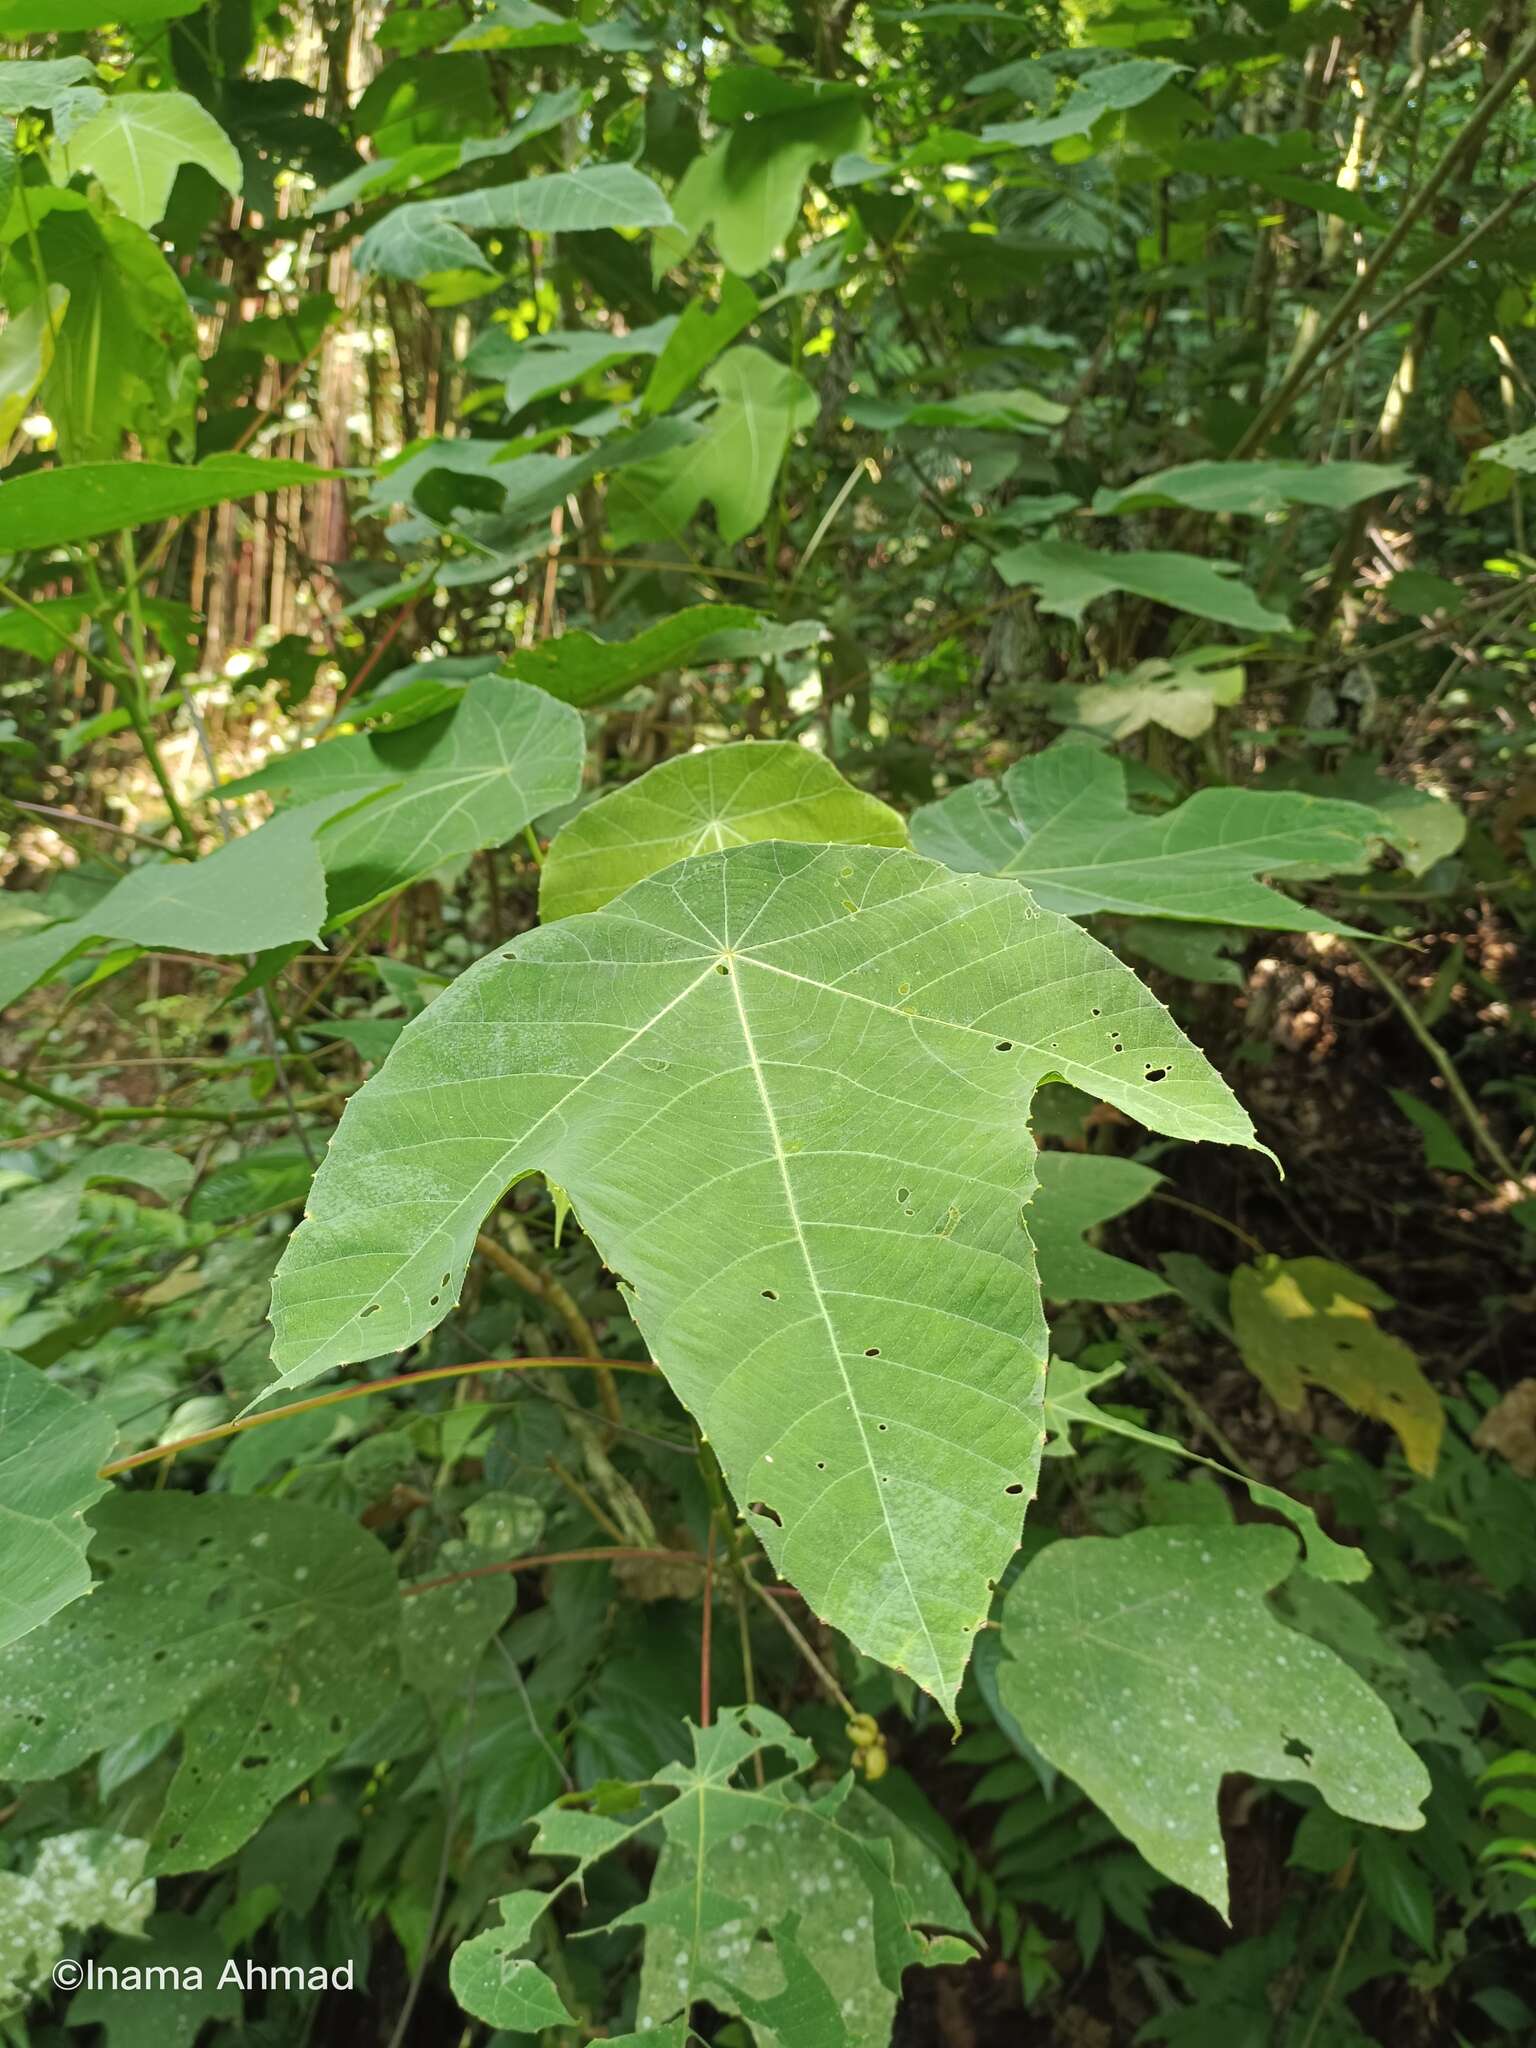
[0,1494,400,1871]
[0,0,1532,2037]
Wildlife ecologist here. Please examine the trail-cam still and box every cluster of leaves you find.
[1,0,1534,2043]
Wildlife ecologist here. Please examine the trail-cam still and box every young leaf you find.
[0,1351,114,1650]
[607,346,817,546]
[994,539,1292,634]
[1091,459,1412,517]
[1029,1153,1164,1303]
[59,92,241,230]
[0,1494,400,1873]
[994,1525,1429,1913]
[508,604,764,708]
[539,740,908,919]
[1230,1255,1444,1477]
[219,678,584,924]
[910,747,1382,929]
[271,842,1266,1710]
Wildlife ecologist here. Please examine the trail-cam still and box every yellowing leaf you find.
[1230,1255,1443,1476]
[0,286,67,443]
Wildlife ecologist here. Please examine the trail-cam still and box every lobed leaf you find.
[995,1525,1428,1913]
[271,842,1265,1710]
[911,746,1383,929]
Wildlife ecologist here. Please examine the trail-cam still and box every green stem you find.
[117,530,197,848]
[0,1064,335,1128]
[1354,950,1520,1183]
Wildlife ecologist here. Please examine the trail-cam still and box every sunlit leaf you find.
[539,740,908,919]
[1230,1255,1444,1477]
[59,92,241,230]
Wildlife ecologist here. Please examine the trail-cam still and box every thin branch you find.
[100,1355,658,1477]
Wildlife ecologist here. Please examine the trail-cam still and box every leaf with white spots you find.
[995,1525,1429,1913]
[271,841,1263,1712]
[0,1494,400,1873]
[449,1707,969,2042]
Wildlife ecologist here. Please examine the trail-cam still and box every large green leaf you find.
[909,746,1382,929]
[1092,459,1412,517]
[357,164,674,280]
[508,604,762,708]
[0,1493,399,1873]
[994,539,1292,633]
[0,1351,114,1651]
[539,740,908,920]
[271,841,1264,1710]
[995,1526,1428,1913]
[607,346,817,546]
[58,92,241,229]
[0,453,331,554]
[220,678,583,924]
